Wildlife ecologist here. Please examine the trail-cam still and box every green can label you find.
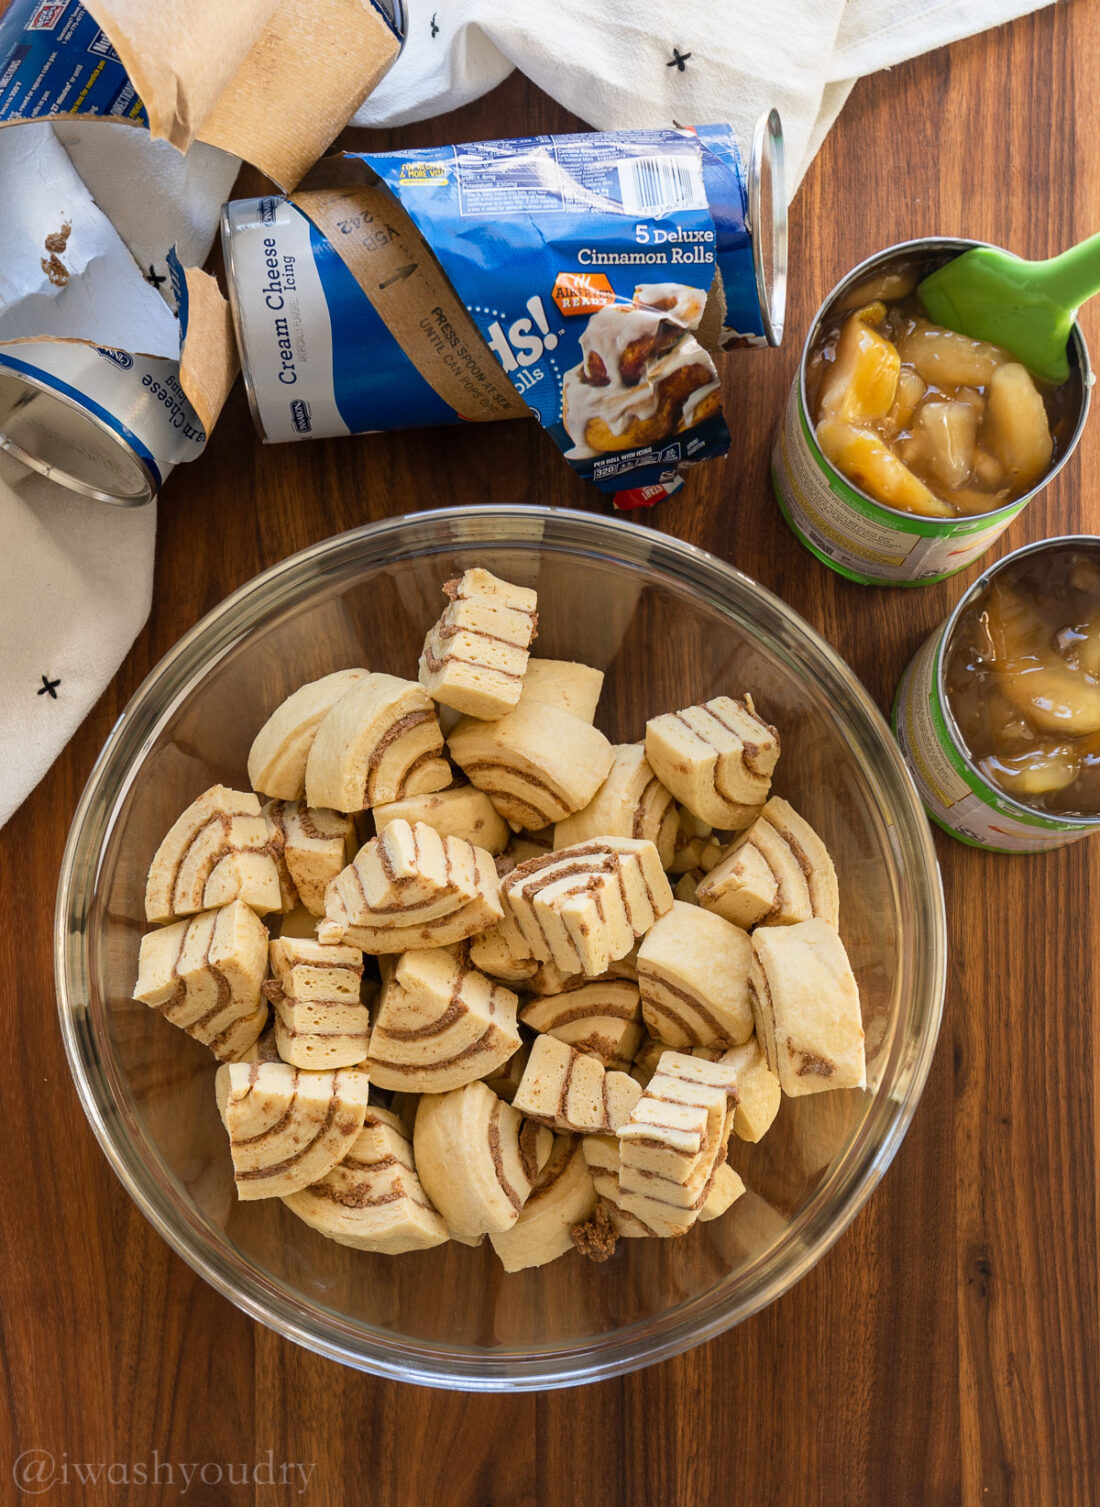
[772,379,1026,586]
[892,629,1100,852]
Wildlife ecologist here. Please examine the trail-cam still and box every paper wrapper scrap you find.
[0,0,402,191]
[0,0,403,495]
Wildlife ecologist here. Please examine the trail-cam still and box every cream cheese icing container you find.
[0,336,205,506]
[771,238,1091,585]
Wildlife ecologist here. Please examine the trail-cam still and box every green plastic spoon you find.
[918,231,1100,385]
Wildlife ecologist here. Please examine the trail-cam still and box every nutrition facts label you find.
[453,132,707,217]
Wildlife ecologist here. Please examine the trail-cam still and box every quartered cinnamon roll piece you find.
[645,695,780,829]
[519,977,643,1071]
[134,900,269,1061]
[248,669,368,801]
[318,819,502,953]
[263,800,357,918]
[697,796,840,929]
[282,1105,449,1255]
[373,783,510,855]
[616,1051,735,1237]
[488,1135,598,1272]
[447,700,614,830]
[304,672,451,813]
[511,1034,642,1135]
[553,742,678,867]
[413,1080,553,1245]
[499,837,673,978]
[145,785,284,923]
[367,947,521,1093]
[749,920,866,1097]
[517,658,604,724]
[265,935,369,1070]
[716,1037,782,1142]
[636,900,754,1049]
[215,1061,370,1199]
[418,567,538,721]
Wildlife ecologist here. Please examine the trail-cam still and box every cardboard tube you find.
[293,158,530,423]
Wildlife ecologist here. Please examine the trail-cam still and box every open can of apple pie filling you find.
[893,535,1100,851]
[772,237,1092,586]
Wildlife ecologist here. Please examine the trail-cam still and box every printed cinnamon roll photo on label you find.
[223,116,786,499]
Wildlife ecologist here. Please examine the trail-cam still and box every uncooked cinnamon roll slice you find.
[749,920,865,1097]
[418,567,538,720]
[700,797,840,929]
[373,783,510,855]
[511,1034,641,1134]
[282,1105,449,1254]
[698,1162,746,1222]
[488,1135,597,1272]
[145,785,283,923]
[412,1080,553,1244]
[305,672,451,813]
[467,913,539,983]
[645,695,780,829]
[248,669,368,800]
[447,700,614,830]
[636,900,754,1049]
[215,1061,369,1199]
[717,1037,782,1142]
[517,658,604,724]
[553,743,678,867]
[265,935,369,1070]
[260,799,300,913]
[519,978,643,1071]
[318,819,502,953]
[133,900,269,1061]
[499,837,672,978]
[367,948,522,1093]
[617,1051,734,1237]
[266,801,357,918]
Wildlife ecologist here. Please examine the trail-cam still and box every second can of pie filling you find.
[772,238,1092,586]
[893,536,1100,850]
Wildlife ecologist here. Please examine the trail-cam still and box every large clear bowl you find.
[55,505,945,1390]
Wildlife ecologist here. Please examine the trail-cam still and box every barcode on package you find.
[615,155,707,214]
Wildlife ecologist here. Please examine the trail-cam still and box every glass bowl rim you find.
[54,503,946,1390]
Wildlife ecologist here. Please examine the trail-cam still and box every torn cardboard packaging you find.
[0,0,403,189]
[0,0,402,504]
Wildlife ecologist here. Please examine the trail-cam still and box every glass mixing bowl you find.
[55,505,945,1390]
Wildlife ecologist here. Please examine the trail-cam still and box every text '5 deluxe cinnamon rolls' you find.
[132,563,865,1272]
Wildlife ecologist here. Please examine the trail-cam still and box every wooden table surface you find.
[3,6,1097,1503]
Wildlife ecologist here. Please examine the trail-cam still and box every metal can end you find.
[0,366,155,507]
[750,108,787,348]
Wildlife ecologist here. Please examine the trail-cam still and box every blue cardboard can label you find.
[225,119,783,496]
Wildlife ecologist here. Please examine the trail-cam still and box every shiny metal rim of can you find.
[220,201,272,446]
[796,236,1094,529]
[0,362,156,507]
[931,532,1100,831]
[749,108,786,348]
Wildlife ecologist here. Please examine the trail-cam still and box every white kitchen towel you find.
[355,0,1054,192]
[0,0,1056,830]
[0,122,239,830]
